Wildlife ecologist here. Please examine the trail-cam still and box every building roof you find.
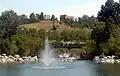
[65,16,74,19]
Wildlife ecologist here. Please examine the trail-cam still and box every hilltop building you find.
[65,16,74,20]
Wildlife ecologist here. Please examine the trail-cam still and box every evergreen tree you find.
[51,14,55,21]
[39,12,44,20]
[29,13,37,23]
[97,0,120,25]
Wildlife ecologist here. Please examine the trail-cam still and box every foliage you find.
[91,23,110,56]
[2,5,120,57]
[30,13,38,23]
[51,14,56,21]
[101,26,120,56]
[51,24,58,30]
[88,0,120,57]
[84,40,96,52]
[36,14,40,20]
[0,34,44,56]
[0,10,20,39]
[56,48,85,56]
[39,12,44,20]
[60,30,72,41]
[97,0,120,25]
[48,30,60,41]
[60,15,66,21]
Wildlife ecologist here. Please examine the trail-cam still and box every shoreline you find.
[93,55,120,64]
[0,54,120,64]
[0,54,38,64]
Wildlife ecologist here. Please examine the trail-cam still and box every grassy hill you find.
[21,20,75,32]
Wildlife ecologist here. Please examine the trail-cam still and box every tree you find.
[97,0,120,25]
[64,18,74,26]
[19,14,28,24]
[29,13,37,23]
[112,2,120,25]
[60,30,71,41]
[78,17,83,24]
[39,12,44,20]
[76,15,95,27]
[0,10,20,39]
[91,23,110,57]
[48,31,60,41]
[38,29,45,39]
[51,25,57,30]
[51,14,55,21]
[92,0,120,57]
[89,15,96,23]
[36,14,40,20]
[60,15,66,21]
[82,15,89,21]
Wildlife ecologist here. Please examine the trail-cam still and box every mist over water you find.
[40,37,57,67]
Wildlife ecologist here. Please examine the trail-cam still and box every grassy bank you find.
[21,21,75,32]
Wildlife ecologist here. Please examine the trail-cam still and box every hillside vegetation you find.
[22,20,75,32]
[1,0,120,58]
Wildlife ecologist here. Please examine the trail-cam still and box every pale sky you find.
[0,0,119,18]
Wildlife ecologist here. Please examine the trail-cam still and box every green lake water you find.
[0,61,120,76]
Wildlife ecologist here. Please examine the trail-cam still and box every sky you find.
[0,0,119,18]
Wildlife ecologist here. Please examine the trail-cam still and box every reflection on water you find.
[96,63,120,76]
[0,61,120,76]
[0,64,20,76]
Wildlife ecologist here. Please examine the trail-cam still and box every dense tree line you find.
[60,14,97,27]
[0,27,91,56]
[0,10,89,56]
[89,0,120,58]
[1,0,120,58]
[0,9,91,56]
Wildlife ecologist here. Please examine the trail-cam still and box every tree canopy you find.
[97,0,120,25]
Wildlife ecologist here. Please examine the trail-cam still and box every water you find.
[32,37,65,70]
[1,61,120,76]
[1,38,120,76]
[40,37,58,67]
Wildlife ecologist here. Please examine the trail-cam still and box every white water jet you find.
[31,37,66,70]
[40,37,57,67]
